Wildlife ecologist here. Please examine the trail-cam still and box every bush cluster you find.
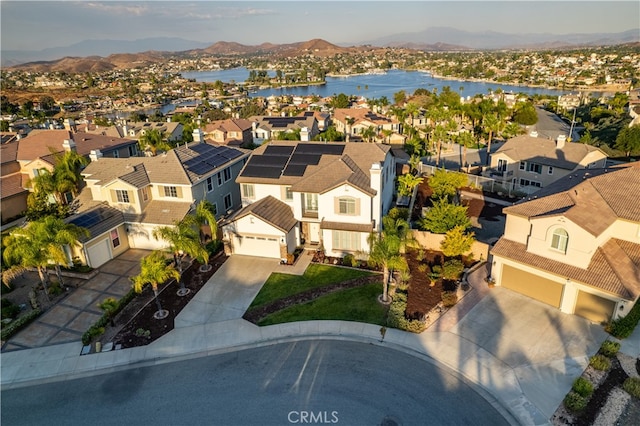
[1,298,20,320]
[572,377,594,398]
[589,354,611,371]
[0,309,41,341]
[623,377,640,399]
[81,288,137,345]
[386,292,426,333]
[441,291,458,307]
[563,391,588,413]
[342,254,359,268]
[600,340,621,357]
[606,300,640,339]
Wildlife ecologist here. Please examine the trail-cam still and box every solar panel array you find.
[70,207,116,229]
[242,143,346,179]
[182,145,243,176]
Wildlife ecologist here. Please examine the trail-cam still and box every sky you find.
[1,1,638,52]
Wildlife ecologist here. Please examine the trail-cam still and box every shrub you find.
[286,253,295,265]
[623,377,640,399]
[600,340,621,357]
[563,391,588,413]
[606,299,640,339]
[135,328,151,338]
[1,309,42,341]
[1,299,20,320]
[386,292,426,333]
[343,254,357,268]
[589,354,611,371]
[572,377,594,398]
[205,239,223,255]
[82,288,137,345]
[48,282,63,296]
[1,282,14,295]
[417,264,428,274]
[441,259,465,280]
[441,291,458,307]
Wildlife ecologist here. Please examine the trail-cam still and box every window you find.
[113,150,119,158]
[218,168,231,185]
[242,184,255,199]
[526,162,542,174]
[338,197,356,215]
[305,193,318,211]
[498,159,508,172]
[128,145,138,157]
[519,161,525,171]
[142,187,149,201]
[206,176,214,193]
[164,186,178,198]
[519,179,541,188]
[110,229,120,248]
[224,193,232,210]
[551,228,569,253]
[115,190,129,203]
[332,230,361,251]
[285,186,293,201]
[548,166,554,175]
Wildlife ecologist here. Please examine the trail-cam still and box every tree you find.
[513,101,538,126]
[428,168,468,201]
[131,251,181,320]
[53,149,89,196]
[139,129,171,156]
[615,125,640,158]
[482,114,500,165]
[397,173,424,197]
[153,219,208,296]
[3,228,52,297]
[502,122,523,139]
[440,226,475,258]
[393,90,406,106]
[362,126,377,143]
[330,93,350,109]
[456,131,476,170]
[418,198,471,234]
[367,233,405,304]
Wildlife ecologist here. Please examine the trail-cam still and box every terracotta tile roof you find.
[333,108,398,126]
[0,173,29,198]
[505,164,640,235]
[494,134,605,169]
[16,130,136,161]
[119,164,150,188]
[230,195,297,232]
[491,238,640,300]
[292,154,375,196]
[320,220,374,233]
[0,139,19,164]
[204,118,253,133]
[124,200,192,225]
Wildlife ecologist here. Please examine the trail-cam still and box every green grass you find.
[258,283,387,326]
[249,263,375,309]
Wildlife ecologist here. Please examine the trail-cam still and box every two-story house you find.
[0,133,28,223]
[333,108,401,141]
[250,115,319,144]
[222,141,396,261]
[490,163,640,324]
[485,133,607,194]
[118,120,184,143]
[72,143,248,267]
[203,118,253,147]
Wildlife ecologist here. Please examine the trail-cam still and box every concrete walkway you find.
[1,257,613,426]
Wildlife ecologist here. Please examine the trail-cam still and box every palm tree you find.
[53,149,88,196]
[344,116,355,142]
[3,229,52,299]
[397,173,424,197]
[482,114,500,165]
[139,128,171,156]
[183,200,218,271]
[362,125,377,143]
[131,251,180,320]
[28,169,75,205]
[153,220,208,296]
[457,132,476,171]
[366,233,405,304]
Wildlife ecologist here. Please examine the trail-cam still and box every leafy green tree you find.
[418,198,471,234]
[39,95,56,111]
[131,251,180,320]
[513,101,538,126]
[428,169,468,201]
[330,93,350,109]
[139,128,171,156]
[440,226,475,258]
[394,90,406,106]
[397,173,424,197]
[615,125,640,158]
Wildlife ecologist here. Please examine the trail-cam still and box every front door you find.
[309,222,320,243]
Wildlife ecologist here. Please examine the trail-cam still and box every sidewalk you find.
[1,257,609,426]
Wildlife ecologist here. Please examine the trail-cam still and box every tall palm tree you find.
[53,149,89,196]
[457,131,476,171]
[131,251,180,320]
[482,114,500,165]
[28,169,75,205]
[362,125,377,143]
[366,233,404,304]
[3,229,52,298]
[153,219,208,296]
[183,200,218,271]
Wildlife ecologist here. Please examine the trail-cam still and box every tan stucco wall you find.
[412,230,489,261]
[527,215,597,268]
[0,194,27,222]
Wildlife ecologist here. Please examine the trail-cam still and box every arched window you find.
[551,228,569,253]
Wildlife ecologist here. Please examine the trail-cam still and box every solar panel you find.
[189,163,211,175]
[282,164,307,176]
[250,156,288,167]
[70,208,114,228]
[241,165,282,178]
[264,145,295,156]
[295,144,344,155]
[189,143,210,154]
[289,153,321,165]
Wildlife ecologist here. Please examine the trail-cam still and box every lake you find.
[181,68,570,99]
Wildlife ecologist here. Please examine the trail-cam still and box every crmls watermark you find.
[287,411,339,424]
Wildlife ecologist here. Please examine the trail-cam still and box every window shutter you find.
[355,198,361,215]
[176,187,183,198]
[111,189,117,203]
[334,197,339,214]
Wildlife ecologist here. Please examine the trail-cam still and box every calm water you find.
[181,68,570,99]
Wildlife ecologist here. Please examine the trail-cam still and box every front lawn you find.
[258,283,388,326]
[249,263,374,309]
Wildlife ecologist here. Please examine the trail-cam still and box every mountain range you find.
[2,27,638,69]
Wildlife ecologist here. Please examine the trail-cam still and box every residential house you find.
[490,163,640,323]
[73,142,248,267]
[223,141,396,261]
[0,133,28,222]
[485,133,607,194]
[117,120,184,143]
[202,118,253,147]
[333,108,401,141]
[250,115,319,144]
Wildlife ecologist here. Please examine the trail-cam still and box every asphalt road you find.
[1,340,512,426]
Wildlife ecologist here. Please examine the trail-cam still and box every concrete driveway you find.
[174,255,280,328]
[448,286,608,419]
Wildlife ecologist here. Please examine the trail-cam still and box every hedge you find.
[387,292,426,333]
[607,299,640,339]
[1,309,42,341]
[82,288,137,345]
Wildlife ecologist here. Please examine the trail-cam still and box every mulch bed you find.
[405,249,445,320]
[102,252,227,349]
[243,275,382,324]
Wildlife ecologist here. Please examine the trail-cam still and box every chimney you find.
[62,138,76,152]
[192,128,204,143]
[300,127,310,142]
[89,149,103,161]
[122,123,129,137]
[556,134,566,149]
[63,118,76,132]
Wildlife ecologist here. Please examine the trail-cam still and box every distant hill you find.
[363,26,639,50]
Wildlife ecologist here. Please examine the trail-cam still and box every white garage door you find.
[232,235,280,258]
[86,239,112,268]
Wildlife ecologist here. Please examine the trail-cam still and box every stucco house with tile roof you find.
[249,115,319,144]
[203,118,253,147]
[222,141,396,261]
[0,133,28,222]
[485,132,607,194]
[333,108,401,142]
[72,143,248,267]
[490,163,640,323]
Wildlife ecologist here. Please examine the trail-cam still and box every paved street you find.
[1,340,513,426]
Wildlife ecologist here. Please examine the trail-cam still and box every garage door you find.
[232,235,280,258]
[86,238,112,268]
[501,264,563,308]
[574,291,615,324]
